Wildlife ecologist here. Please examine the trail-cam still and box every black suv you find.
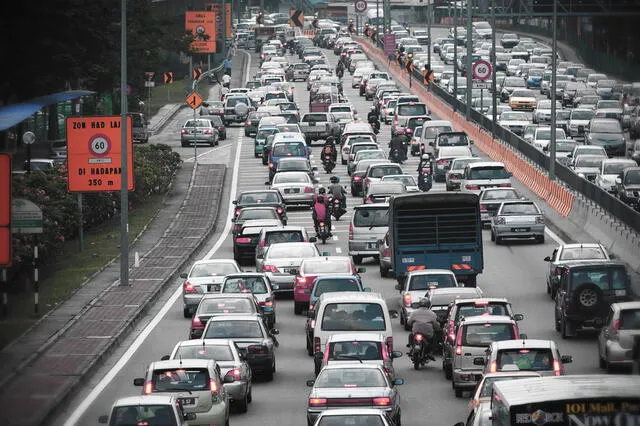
[615,166,640,207]
[554,261,632,339]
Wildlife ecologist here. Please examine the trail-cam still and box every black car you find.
[233,190,288,223]
[232,206,284,237]
[269,157,317,184]
[615,166,640,206]
[586,118,626,157]
[208,115,226,140]
[554,261,632,339]
[233,220,282,265]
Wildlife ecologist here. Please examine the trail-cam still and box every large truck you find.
[388,192,483,287]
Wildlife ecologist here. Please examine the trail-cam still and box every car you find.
[380,174,419,192]
[48,140,67,163]
[254,225,315,270]
[294,256,364,315]
[180,259,241,317]
[432,131,472,159]
[233,219,282,265]
[442,297,523,380]
[572,154,605,183]
[232,206,283,236]
[233,190,287,223]
[350,160,390,196]
[305,363,404,426]
[377,232,394,278]
[446,157,483,191]
[596,158,637,193]
[451,315,522,397]
[270,157,317,184]
[206,115,226,140]
[166,339,253,412]
[270,171,316,207]
[220,273,278,328]
[21,158,55,172]
[348,203,390,265]
[394,269,461,325]
[98,395,193,426]
[586,118,626,157]
[432,146,474,183]
[200,100,225,117]
[259,242,322,296]
[426,287,486,330]
[311,408,395,426]
[554,261,632,339]
[189,292,262,339]
[363,181,406,204]
[497,111,532,137]
[533,100,562,124]
[597,301,640,372]
[615,166,640,206]
[347,142,381,172]
[201,314,279,380]
[543,243,611,297]
[478,187,522,227]
[341,135,378,165]
[255,127,279,160]
[543,139,579,165]
[460,161,513,194]
[132,359,230,426]
[531,126,567,151]
[509,89,537,111]
[491,200,545,244]
[481,339,573,376]
[567,144,607,167]
[180,118,219,147]
[348,149,387,176]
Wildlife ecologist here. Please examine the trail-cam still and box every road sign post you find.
[472,59,492,117]
[22,131,36,174]
[12,198,44,315]
[185,92,204,164]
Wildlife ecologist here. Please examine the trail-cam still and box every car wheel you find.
[245,130,250,137]
[247,385,253,403]
[294,302,304,315]
[554,311,561,331]
[352,255,363,264]
[444,363,452,380]
[307,336,314,356]
[183,307,191,318]
[264,368,274,382]
[380,265,389,278]
[490,230,495,242]
[495,236,502,245]
[573,282,604,311]
[599,352,606,369]
[537,234,545,243]
[396,411,402,426]
[454,387,463,398]
[561,319,572,339]
[236,392,249,413]
[546,280,551,295]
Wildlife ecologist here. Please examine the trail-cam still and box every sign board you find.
[185,11,217,53]
[472,59,492,81]
[472,81,490,89]
[144,81,155,88]
[207,2,232,39]
[354,0,368,13]
[66,116,135,192]
[0,153,10,267]
[11,198,43,234]
[145,72,155,81]
[186,92,204,110]
[290,10,304,27]
[383,34,396,56]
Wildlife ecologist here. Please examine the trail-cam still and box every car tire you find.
[573,282,604,312]
[294,302,305,315]
[264,368,274,382]
[247,385,253,403]
[236,393,249,413]
[341,159,347,165]
[352,255,363,265]
[444,363,452,380]
[396,411,402,426]
[495,236,502,245]
[490,230,495,242]
[183,307,191,318]
[454,386,463,398]
[380,266,389,278]
[537,234,545,244]
[307,336,314,356]
[561,318,572,339]
[599,352,606,369]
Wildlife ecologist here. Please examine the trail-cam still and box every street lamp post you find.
[453,4,458,111]
[491,0,497,137]
[119,0,129,286]
[466,0,473,119]
[549,0,558,180]
[427,0,431,68]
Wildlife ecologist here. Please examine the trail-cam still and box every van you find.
[348,203,390,264]
[309,291,396,362]
[128,112,150,144]
[392,101,429,135]
[460,161,513,194]
[432,131,472,158]
[421,120,454,153]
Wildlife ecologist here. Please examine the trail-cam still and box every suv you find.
[348,203,390,264]
[233,190,287,224]
[460,161,513,195]
[554,261,632,339]
[223,95,252,125]
[451,315,521,397]
[132,359,229,426]
[480,339,573,376]
[543,243,611,298]
[615,166,640,207]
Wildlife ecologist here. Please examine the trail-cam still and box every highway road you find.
[49,35,604,426]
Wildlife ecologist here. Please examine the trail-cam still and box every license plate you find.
[512,227,530,232]
[179,397,195,405]
[207,284,220,292]
[367,242,377,249]
[309,122,316,126]
[283,268,297,274]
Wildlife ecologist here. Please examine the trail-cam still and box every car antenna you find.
[179,355,183,366]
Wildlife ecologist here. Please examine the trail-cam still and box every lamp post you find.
[491,0,497,138]
[119,0,129,286]
[453,4,458,111]
[466,0,473,119]
[549,0,558,180]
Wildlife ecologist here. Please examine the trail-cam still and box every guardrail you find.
[358,37,640,233]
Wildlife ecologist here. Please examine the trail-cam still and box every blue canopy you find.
[0,90,94,131]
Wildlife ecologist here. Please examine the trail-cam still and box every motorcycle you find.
[330,197,346,221]
[368,116,380,134]
[336,68,344,79]
[409,333,433,370]
[322,154,336,173]
[390,148,403,164]
[418,153,433,191]
[317,221,330,244]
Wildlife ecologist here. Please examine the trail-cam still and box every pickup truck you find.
[299,112,341,146]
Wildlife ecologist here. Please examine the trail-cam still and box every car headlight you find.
[577,173,585,178]
[625,190,635,197]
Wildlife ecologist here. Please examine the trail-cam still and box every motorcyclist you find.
[312,193,332,237]
[389,130,407,163]
[322,136,338,163]
[285,65,294,81]
[367,106,379,122]
[336,61,345,77]
[417,151,433,191]
[328,175,347,209]
[406,298,440,361]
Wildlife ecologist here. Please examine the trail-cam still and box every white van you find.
[310,292,396,363]
[460,161,513,194]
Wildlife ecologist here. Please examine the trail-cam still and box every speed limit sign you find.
[354,0,367,13]
[88,134,111,157]
[472,60,492,81]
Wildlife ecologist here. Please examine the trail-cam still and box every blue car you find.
[267,136,311,180]
[526,70,544,89]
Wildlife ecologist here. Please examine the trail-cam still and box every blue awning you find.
[0,90,95,131]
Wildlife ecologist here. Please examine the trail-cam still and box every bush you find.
[8,144,182,289]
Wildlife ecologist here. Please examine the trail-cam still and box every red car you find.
[293,256,365,315]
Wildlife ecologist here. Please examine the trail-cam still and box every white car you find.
[99,395,193,426]
[381,174,420,192]
[595,158,637,193]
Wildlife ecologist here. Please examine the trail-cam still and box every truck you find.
[299,112,341,146]
[388,192,483,287]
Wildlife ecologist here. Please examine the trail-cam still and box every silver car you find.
[348,204,389,265]
[180,118,219,147]
[596,158,637,194]
[270,171,316,207]
[180,259,241,317]
[380,175,419,192]
[490,200,545,244]
[260,242,321,293]
[348,149,387,176]
[571,154,605,183]
[168,339,253,412]
[377,232,393,278]
[312,408,394,426]
[445,157,483,191]
[597,301,640,372]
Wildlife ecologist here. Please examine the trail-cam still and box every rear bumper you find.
[453,368,483,388]
[493,224,545,239]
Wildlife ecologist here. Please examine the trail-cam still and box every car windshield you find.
[272,143,305,157]
[267,244,317,259]
[265,231,304,245]
[570,267,627,290]
[190,262,238,277]
[184,120,211,128]
[462,323,516,346]
[239,192,279,204]
[468,166,509,180]
[438,134,468,146]
[500,203,539,215]
[624,170,640,184]
[321,302,385,331]
[314,278,361,296]
[272,173,309,184]
[317,415,385,426]
[397,104,427,116]
[199,297,255,314]
[457,303,508,320]
[500,112,529,121]
[223,277,268,294]
[152,368,209,392]
[498,348,554,371]
[575,157,604,168]
[620,309,640,330]
[591,121,622,133]
[423,126,453,139]
[203,320,264,339]
[173,345,234,362]
[110,404,178,426]
[315,367,387,388]
[409,274,456,290]
[482,189,519,201]
[353,208,388,227]
[238,209,278,220]
[479,376,535,398]
[556,142,577,152]
[604,162,635,174]
[328,341,383,361]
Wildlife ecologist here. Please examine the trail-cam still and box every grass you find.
[0,194,166,350]
[147,78,215,118]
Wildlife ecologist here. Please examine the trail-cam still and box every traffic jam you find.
[95,11,640,426]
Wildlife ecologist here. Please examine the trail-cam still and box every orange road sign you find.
[186,92,203,110]
[185,11,216,53]
[192,67,202,80]
[66,116,134,192]
[0,227,10,267]
[164,72,174,84]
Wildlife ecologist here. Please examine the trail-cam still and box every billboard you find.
[185,11,217,53]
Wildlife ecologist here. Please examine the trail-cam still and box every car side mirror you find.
[395,283,402,291]
[363,287,372,292]
[98,415,108,424]
[307,310,315,318]
[264,181,270,185]
[615,177,622,184]
[223,375,235,383]
[232,200,237,204]
[520,333,527,339]
[270,328,280,335]
[394,378,405,386]
[388,309,399,319]
[271,284,279,290]
[312,166,318,171]
[544,256,551,262]
[473,357,485,366]
[180,272,188,279]
[357,267,366,273]
[306,379,316,387]
[513,314,524,321]
[391,350,403,359]
[184,413,197,421]
[308,236,317,243]
[160,355,170,361]
[133,378,145,386]
[609,253,616,259]
[561,355,573,364]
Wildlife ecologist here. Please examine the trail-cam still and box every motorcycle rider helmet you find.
[330,176,340,183]
[418,298,431,309]
[318,187,326,194]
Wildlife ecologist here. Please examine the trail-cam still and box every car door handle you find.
[464,353,472,356]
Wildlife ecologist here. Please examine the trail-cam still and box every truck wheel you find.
[466,276,477,288]
[352,255,363,264]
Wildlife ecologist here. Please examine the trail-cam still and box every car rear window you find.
[409,274,457,290]
[111,405,178,426]
[462,323,516,346]
[468,166,510,180]
[173,345,234,361]
[500,203,539,215]
[152,368,210,392]
[190,262,239,277]
[456,303,508,321]
[397,103,427,116]
[272,143,306,157]
[498,348,554,371]
[314,278,361,296]
[239,192,279,203]
[353,208,388,227]
[369,165,402,178]
[423,126,453,139]
[265,231,304,244]
[437,134,468,146]
[620,309,640,330]
[570,267,627,290]
[204,320,264,339]
[321,302,386,331]
[317,415,384,426]
[304,260,352,274]
[222,276,268,294]
[199,298,255,315]
[328,341,383,361]
[303,114,328,122]
[315,367,387,388]
[238,209,278,220]
[267,244,317,258]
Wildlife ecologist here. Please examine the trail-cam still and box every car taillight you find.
[353,175,362,181]
[225,368,241,382]
[455,329,463,355]
[385,337,393,352]
[259,239,266,247]
[613,319,620,331]
[309,398,327,406]
[260,299,273,307]
[489,360,497,373]
[403,294,411,307]
[406,128,413,134]
[304,187,314,193]
[191,316,205,330]
[348,223,353,240]
[144,381,153,394]
[554,266,563,276]
[268,162,274,168]
[382,248,391,256]
[323,343,330,361]
[262,265,279,273]
[479,204,487,211]
[203,129,212,134]
[308,303,314,311]
[365,196,373,204]
[245,120,251,125]
[310,319,316,328]
[553,360,561,376]
[181,129,188,134]
[536,216,545,224]
[314,337,321,353]
[455,346,462,355]
[437,160,448,165]
[233,224,242,233]
[373,397,391,406]
[466,184,480,190]
[276,207,283,214]
[234,208,241,216]
[415,333,424,342]
[235,237,251,243]
[183,282,197,293]
[210,378,219,392]
[248,345,269,354]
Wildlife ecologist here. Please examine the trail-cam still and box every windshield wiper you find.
[334,355,363,362]
[167,388,193,394]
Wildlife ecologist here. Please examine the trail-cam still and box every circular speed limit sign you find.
[354,0,367,13]
[88,134,111,157]
[472,59,492,81]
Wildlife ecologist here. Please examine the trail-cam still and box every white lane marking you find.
[332,235,338,241]
[63,50,251,426]
[545,227,565,245]
[183,143,231,162]
[335,247,343,254]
